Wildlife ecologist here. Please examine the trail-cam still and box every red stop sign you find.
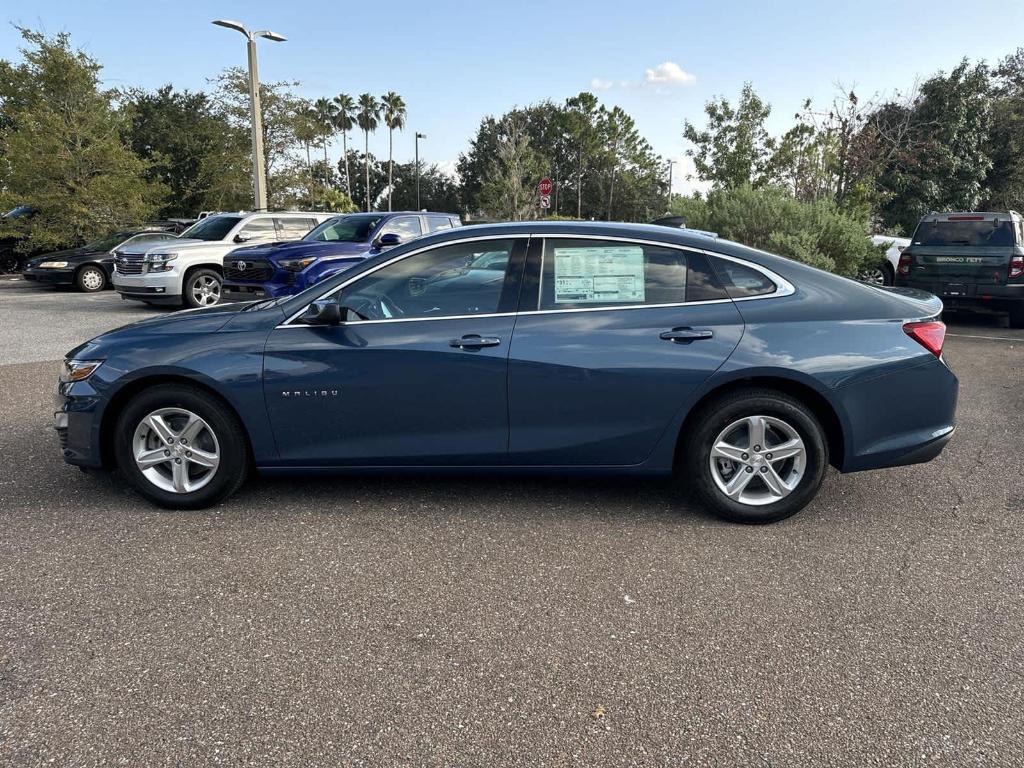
[538,178,553,196]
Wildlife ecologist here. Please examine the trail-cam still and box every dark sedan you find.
[23,230,179,292]
[55,222,957,523]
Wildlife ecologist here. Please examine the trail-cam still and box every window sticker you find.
[553,246,645,304]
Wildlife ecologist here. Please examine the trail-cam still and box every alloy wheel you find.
[191,275,221,306]
[132,407,220,494]
[708,415,807,506]
[857,267,887,285]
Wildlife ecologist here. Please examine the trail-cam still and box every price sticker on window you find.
[553,246,645,304]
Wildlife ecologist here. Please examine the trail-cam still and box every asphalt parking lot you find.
[0,278,1022,766]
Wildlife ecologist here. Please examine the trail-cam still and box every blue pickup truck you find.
[221,211,461,301]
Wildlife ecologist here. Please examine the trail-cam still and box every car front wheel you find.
[114,384,249,509]
[75,264,107,292]
[184,269,222,308]
[682,389,828,524]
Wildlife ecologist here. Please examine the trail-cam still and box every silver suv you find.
[112,211,334,307]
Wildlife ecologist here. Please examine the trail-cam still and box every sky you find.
[4,0,1024,194]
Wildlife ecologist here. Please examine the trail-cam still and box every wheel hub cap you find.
[709,415,807,506]
[132,407,220,494]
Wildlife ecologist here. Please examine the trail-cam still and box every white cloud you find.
[590,78,614,91]
[643,61,696,86]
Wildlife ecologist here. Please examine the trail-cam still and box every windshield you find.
[912,219,1015,247]
[179,215,242,241]
[83,233,130,252]
[305,214,383,243]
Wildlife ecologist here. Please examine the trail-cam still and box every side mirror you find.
[375,233,402,249]
[300,299,341,325]
[234,233,251,243]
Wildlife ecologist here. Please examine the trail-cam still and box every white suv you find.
[112,211,333,307]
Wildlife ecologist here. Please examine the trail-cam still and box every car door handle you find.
[659,327,714,343]
[449,334,502,349]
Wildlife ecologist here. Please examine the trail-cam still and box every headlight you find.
[60,359,103,382]
[39,261,69,268]
[144,252,177,273]
[278,257,317,272]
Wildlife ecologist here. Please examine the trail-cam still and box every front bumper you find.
[114,270,182,303]
[23,267,74,285]
[54,378,105,468]
[222,281,299,302]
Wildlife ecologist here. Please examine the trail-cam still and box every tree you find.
[683,82,775,189]
[331,93,356,196]
[478,115,541,220]
[565,92,601,218]
[380,91,406,211]
[356,93,380,211]
[121,85,250,218]
[388,162,461,212]
[313,96,335,171]
[872,61,992,232]
[0,28,163,251]
[211,68,309,208]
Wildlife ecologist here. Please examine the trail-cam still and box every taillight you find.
[903,320,946,358]
[1010,254,1023,280]
[897,252,912,276]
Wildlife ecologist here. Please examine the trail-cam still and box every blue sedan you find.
[56,222,957,523]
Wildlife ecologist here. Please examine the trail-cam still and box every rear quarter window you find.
[714,259,778,298]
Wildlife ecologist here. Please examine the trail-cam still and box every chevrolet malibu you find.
[56,222,958,524]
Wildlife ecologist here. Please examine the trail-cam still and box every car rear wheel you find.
[682,389,828,524]
[75,264,107,292]
[184,269,222,308]
[114,384,249,509]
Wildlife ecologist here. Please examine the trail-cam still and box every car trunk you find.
[909,245,1014,287]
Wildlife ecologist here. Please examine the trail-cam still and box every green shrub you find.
[670,186,884,277]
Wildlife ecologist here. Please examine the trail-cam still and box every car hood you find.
[229,239,372,261]
[116,237,210,255]
[65,303,256,361]
[27,245,107,266]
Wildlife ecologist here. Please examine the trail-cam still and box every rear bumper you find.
[897,278,1024,309]
[838,355,959,473]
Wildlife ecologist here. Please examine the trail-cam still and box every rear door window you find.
[237,217,278,242]
[378,216,423,241]
[276,217,317,240]
[533,238,727,310]
[912,219,1015,247]
[426,216,454,233]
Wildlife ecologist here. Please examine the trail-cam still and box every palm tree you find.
[332,93,356,197]
[380,92,407,211]
[314,97,336,172]
[356,93,381,211]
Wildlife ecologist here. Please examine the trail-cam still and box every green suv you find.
[896,211,1024,328]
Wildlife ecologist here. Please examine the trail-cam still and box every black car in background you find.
[22,230,179,292]
[896,211,1024,328]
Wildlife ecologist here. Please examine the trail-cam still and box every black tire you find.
[183,268,222,308]
[1008,305,1024,329]
[75,264,107,292]
[113,384,250,509]
[882,263,895,286]
[681,388,828,524]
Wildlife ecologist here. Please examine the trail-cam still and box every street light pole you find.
[212,20,286,212]
[415,132,426,210]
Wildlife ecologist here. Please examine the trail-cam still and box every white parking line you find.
[947,333,1020,342]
